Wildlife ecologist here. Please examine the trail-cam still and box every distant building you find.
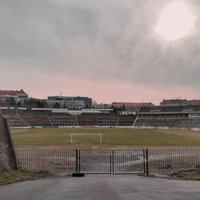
[188,99,200,105]
[47,96,92,109]
[0,89,28,103]
[112,102,154,111]
[160,99,189,106]
[93,103,112,109]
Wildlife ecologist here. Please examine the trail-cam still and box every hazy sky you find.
[1,0,200,104]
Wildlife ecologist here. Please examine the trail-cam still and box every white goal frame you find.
[70,133,102,144]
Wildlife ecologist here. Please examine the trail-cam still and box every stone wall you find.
[0,115,18,170]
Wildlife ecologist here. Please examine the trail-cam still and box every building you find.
[93,103,112,109]
[0,89,28,104]
[160,99,189,106]
[188,99,200,105]
[112,102,154,111]
[47,96,92,109]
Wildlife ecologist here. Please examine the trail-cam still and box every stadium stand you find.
[97,114,118,126]
[47,113,77,126]
[3,113,27,128]
[116,115,137,126]
[18,111,52,127]
[3,109,138,128]
[76,114,98,126]
[3,104,200,129]
[135,105,200,129]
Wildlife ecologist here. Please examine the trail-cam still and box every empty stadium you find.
[3,104,200,130]
[2,102,200,176]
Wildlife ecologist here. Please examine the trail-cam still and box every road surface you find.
[0,175,200,200]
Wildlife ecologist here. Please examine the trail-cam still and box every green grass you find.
[0,170,44,186]
[11,128,200,148]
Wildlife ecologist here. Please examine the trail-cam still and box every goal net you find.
[71,133,102,144]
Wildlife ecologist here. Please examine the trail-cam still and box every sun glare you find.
[155,0,195,41]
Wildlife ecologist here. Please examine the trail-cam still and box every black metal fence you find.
[15,148,200,176]
[15,149,77,175]
[112,149,145,174]
[147,149,200,174]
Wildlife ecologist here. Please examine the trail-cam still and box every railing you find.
[147,149,200,174]
[15,149,77,175]
[15,148,200,176]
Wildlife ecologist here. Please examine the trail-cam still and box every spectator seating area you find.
[98,115,118,126]
[117,115,136,126]
[3,113,28,128]
[19,112,51,127]
[76,114,98,126]
[135,105,200,129]
[135,117,200,129]
[2,110,137,128]
[47,113,77,126]
[139,105,200,113]
[3,104,200,129]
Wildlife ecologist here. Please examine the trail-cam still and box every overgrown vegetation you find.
[0,170,45,186]
[172,170,200,180]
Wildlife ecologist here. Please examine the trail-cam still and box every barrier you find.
[0,115,18,170]
[15,148,200,176]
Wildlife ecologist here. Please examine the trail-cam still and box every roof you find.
[189,99,200,105]
[0,89,27,95]
[160,99,188,105]
[112,102,154,108]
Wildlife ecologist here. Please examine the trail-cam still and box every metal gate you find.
[16,149,146,175]
[112,149,146,174]
[78,149,146,174]
[78,149,112,174]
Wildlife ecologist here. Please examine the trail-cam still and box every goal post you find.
[70,133,102,144]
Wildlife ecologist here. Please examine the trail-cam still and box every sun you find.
[155,0,195,41]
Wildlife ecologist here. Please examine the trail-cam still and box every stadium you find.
[1,89,200,177]
[1,89,200,130]
[1,1,200,197]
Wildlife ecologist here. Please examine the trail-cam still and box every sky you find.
[1,0,200,105]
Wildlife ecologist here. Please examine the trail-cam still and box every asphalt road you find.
[1,175,200,200]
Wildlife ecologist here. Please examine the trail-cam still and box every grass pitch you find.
[11,128,200,148]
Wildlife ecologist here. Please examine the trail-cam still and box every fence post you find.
[110,150,113,174]
[76,149,79,173]
[145,149,149,176]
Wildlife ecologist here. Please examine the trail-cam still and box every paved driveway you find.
[0,175,200,200]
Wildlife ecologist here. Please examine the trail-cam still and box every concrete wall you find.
[0,114,18,170]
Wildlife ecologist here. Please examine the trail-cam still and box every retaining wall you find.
[0,115,18,170]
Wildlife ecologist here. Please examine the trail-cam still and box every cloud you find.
[0,0,200,103]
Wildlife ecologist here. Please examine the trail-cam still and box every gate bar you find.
[145,149,149,176]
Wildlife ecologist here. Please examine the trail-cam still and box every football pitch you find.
[11,128,200,148]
